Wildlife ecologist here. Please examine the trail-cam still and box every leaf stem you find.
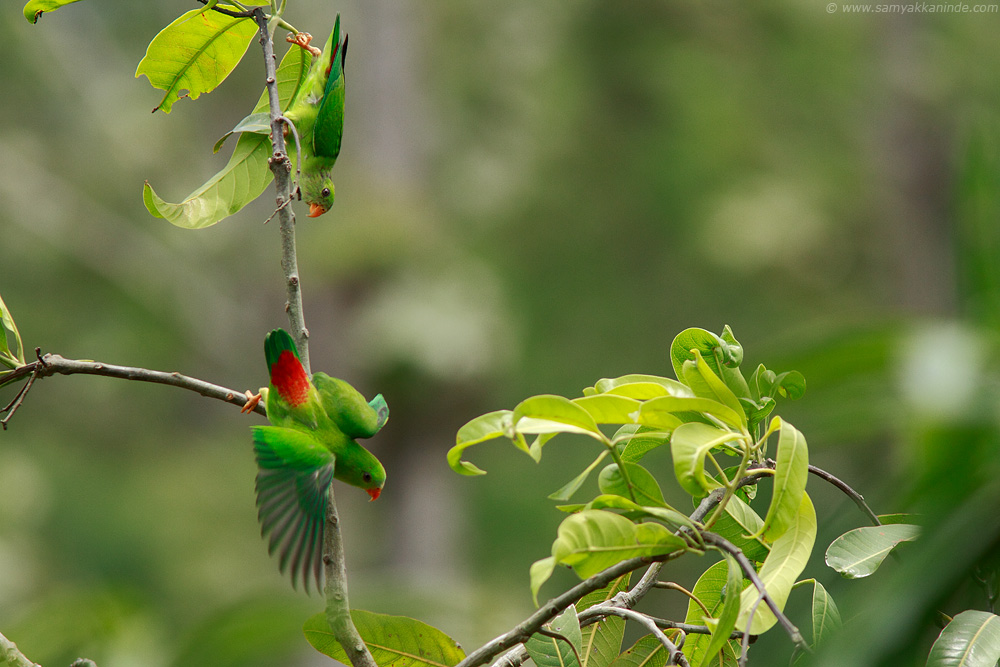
[0,629,42,667]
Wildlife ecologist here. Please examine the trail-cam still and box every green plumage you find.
[285,15,347,217]
[251,329,386,591]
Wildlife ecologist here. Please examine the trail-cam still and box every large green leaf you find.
[589,375,694,399]
[579,575,631,667]
[737,492,817,635]
[551,510,686,579]
[758,418,809,541]
[709,494,770,563]
[136,7,257,114]
[670,422,735,496]
[572,395,643,425]
[926,610,1000,667]
[824,524,920,579]
[690,554,743,667]
[566,495,697,534]
[143,44,311,228]
[448,410,513,475]
[598,463,666,507]
[22,0,81,22]
[681,349,746,428]
[0,293,26,370]
[303,610,465,667]
[513,395,603,437]
[525,605,583,667]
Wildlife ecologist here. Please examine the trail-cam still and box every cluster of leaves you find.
[448,327,925,666]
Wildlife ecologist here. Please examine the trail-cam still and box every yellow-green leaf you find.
[304,610,465,667]
[23,0,82,23]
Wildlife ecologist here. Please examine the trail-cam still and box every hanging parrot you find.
[283,14,348,218]
[242,328,387,590]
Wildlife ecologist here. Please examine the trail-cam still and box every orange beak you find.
[308,202,327,217]
[366,487,381,502]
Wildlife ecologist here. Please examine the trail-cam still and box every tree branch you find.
[0,353,265,428]
[0,630,41,667]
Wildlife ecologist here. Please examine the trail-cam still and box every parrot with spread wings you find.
[242,328,386,590]
[283,14,348,217]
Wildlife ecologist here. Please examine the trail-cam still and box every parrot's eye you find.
[363,472,372,483]
[321,187,331,198]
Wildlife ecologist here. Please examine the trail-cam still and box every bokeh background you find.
[3,1,1000,665]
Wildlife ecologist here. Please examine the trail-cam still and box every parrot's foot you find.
[241,391,262,414]
[286,32,322,58]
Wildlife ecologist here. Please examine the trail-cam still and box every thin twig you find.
[0,353,265,430]
[804,462,881,526]
[0,630,41,667]
[589,608,689,666]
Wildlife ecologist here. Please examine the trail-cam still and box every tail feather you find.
[264,329,310,408]
[264,328,300,368]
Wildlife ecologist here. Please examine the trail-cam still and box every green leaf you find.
[448,410,513,475]
[136,7,257,114]
[758,418,808,541]
[591,375,694,399]
[607,635,670,667]
[572,395,643,425]
[637,396,744,431]
[513,395,602,437]
[530,557,557,606]
[614,426,671,462]
[824,523,920,579]
[877,513,918,525]
[551,510,686,579]
[143,44,310,228]
[710,494,770,563]
[23,0,81,23]
[683,349,747,428]
[598,463,667,507]
[671,327,750,399]
[0,293,26,370]
[303,609,465,667]
[693,553,743,667]
[548,451,610,501]
[580,495,697,534]
[809,580,842,647]
[749,365,806,402]
[737,492,817,635]
[525,605,583,667]
[213,112,272,153]
[926,610,1000,667]
[579,575,631,667]
[683,560,746,666]
[670,422,735,496]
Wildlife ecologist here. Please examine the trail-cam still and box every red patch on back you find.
[270,350,310,407]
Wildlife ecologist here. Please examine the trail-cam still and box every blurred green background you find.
[3,1,1000,665]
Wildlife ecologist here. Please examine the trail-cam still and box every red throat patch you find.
[270,350,310,407]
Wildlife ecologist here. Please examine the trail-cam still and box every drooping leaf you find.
[0,293,26,370]
[824,524,920,579]
[551,510,686,579]
[758,418,808,541]
[136,7,257,114]
[578,575,631,667]
[448,410,513,475]
[926,610,1000,667]
[737,492,817,635]
[670,422,736,496]
[143,44,310,228]
[525,605,583,667]
[303,609,465,667]
[23,0,81,23]
[598,463,667,507]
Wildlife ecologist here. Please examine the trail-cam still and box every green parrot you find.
[244,328,387,590]
[283,15,348,218]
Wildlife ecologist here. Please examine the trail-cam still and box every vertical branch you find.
[251,7,311,373]
[252,10,373,667]
[324,486,378,667]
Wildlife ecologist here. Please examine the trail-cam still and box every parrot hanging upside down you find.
[242,328,387,591]
[282,14,348,218]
